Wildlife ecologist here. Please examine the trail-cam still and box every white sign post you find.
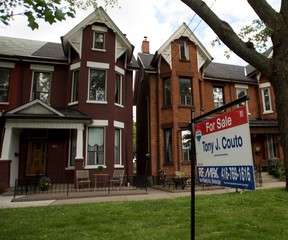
[194,105,255,190]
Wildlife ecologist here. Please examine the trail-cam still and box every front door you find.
[26,141,47,176]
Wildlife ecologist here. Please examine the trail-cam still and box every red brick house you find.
[134,23,282,182]
[0,7,138,193]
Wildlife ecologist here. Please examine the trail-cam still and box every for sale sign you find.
[194,105,255,190]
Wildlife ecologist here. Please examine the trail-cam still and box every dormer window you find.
[179,41,189,60]
[92,25,108,51]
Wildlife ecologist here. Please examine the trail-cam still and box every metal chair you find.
[109,169,124,188]
[76,170,91,191]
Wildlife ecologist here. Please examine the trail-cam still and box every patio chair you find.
[76,170,91,191]
[109,169,124,188]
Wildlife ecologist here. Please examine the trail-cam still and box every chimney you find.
[141,36,150,53]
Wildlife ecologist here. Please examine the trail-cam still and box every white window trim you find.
[115,69,123,107]
[260,83,273,114]
[91,26,108,51]
[70,69,79,105]
[179,41,189,60]
[30,70,52,102]
[70,62,81,70]
[114,128,123,167]
[85,125,107,169]
[87,64,108,103]
[0,62,15,68]
[235,84,250,115]
[30,64,54,71]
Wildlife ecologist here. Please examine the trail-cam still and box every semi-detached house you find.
[134,23,282,183]
[0,7,138,193]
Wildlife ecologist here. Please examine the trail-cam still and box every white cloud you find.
[0,0,279,66]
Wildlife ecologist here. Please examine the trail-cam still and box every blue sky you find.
[0,0,280,66]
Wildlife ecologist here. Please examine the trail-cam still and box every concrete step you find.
[261,172,281,183]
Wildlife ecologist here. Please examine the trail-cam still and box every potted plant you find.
[39,176,51,191]
[97,165,104,171]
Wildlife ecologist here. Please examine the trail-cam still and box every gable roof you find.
[61,7,134,61]
[152,22,212,70]
[204,62,257,83]
[138,53,156,71]
[6,99,91,122]
[0,36,66,61]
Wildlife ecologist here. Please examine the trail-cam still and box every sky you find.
[0,0,280,66]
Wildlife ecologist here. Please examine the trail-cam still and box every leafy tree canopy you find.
[0,0,118,30]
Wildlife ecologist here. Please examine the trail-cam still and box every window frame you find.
[213,86,224,109]
[260,83,273,114]
[235,84,249,114]
[179,77,192,106]
[115,73,123,106]
[68,129,77,167]
[164,128,173,163]
[0,68,11,103]
[163,78,171,107]
[267,134,279,159]
[71,69,79,103]
[88,69,107,103]
[181,129,191,162]
[179,41,189,61]
[114,128,122,166]
[93,32,105,50]
[31,71,52,103]
[86,127,105,167]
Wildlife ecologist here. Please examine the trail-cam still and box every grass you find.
[0,188,287,240]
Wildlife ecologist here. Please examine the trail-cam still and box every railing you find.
[13,175,148,200]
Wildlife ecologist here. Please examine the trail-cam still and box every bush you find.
[268,162,285,180]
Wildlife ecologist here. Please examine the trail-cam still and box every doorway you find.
[26,141,47,176]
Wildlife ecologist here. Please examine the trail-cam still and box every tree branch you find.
[280,1,288,25]
[181,0,272,77]
[247,0,278,30]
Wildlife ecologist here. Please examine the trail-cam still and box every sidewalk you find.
[0,181,285,209]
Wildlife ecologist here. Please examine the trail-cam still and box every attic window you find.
[179,42,189,61]
[94,32,105,50]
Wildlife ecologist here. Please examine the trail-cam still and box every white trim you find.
[86,100,108,104]
[30,64,54,71]
[90,120,109,126]
[5,120,85,129]
[0,62,15,68]
[92,25,108,32]
[260,82,271,88]
[114,121,124,128]
[235,84,248,89]
[87,61,109,69]
[115,66,125,75]
[70,62,81,70]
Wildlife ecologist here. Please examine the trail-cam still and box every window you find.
[32,71,51,103]
[213,86,224,109]
[236,84,249,112]
[267,135,278,159]
[261,86,272,113]
[179,42,189,60]
[87,127,105,166]
[182,130,191,161]
[71,70,79,102]
[164,129,173,163]
[69,130,77,166]
[199,79,203,109]
[94,32,105,49]
[114,128,121,165]
[163,78,171,107]
[115,73,122,105]
[179,77,191,105]
[89,69,106,101]
[0,68,10,102]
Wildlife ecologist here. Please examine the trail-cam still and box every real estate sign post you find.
[194,105,255,190]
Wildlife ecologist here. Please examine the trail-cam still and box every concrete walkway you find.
[0,181,285,209]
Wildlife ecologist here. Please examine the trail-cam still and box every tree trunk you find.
[270,66,288,191]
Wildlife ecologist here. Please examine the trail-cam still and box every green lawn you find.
[0,188,287,240]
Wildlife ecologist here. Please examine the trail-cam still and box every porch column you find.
[0,126,12,160]
[75,127,84,170]
[0,126,12,193]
